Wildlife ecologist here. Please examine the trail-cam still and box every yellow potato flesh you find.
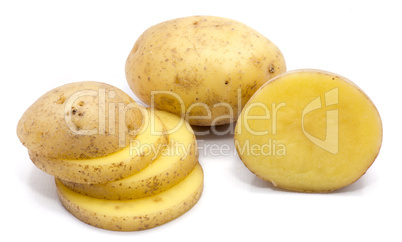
[29,110,168,184]
[60,110,198,199]
[56,163,204,231]
[234,70,382,192]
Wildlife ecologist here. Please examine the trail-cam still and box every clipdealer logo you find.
[236,87,339,156]
[61,86,339,156]
[302,87,339,154]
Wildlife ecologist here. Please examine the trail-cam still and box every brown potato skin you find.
[17,81,144,159]
[125,15,286,126]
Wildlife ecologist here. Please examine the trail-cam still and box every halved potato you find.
[234,69,382,192]
[60,110,198,199]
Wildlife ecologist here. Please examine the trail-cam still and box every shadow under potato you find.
[191,122,236,140]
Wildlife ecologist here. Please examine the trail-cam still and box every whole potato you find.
[125,15,286,126]
[17,81,144,159]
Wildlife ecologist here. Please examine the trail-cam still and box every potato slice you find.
[60,110,198,199]
[29,110,168,184]
[56,163,204,231]
[234,69,382,192]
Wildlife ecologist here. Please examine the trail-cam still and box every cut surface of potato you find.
[30,110,168,184]
[56,163,204,231]
[60,110,198,199]
[234,69,382,192]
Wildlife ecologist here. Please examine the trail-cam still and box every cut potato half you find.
[234,69,382,192]
[30,110,168,184]
[60,110,198,199]
[56,163,204,231]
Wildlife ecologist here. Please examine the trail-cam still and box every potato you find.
[17,81,144,159]
[234,69,382,192]
[125,15,286,126]
[60,110,198,198]
[18,81,205,231]
[28,109,168,184]
[17,81,170,183]
[56,163,204,231]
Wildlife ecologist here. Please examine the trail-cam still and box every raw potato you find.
[56,163,204,231]
[17,81,144,159]
[29,109,168,184]
[234,69,383,192]
[125,15,286,126]
[60,110,198,199]
[17,81,204,231]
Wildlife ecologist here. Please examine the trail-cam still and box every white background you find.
[1,0,401,241]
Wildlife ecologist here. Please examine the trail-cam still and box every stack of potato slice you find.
[56,110,203,231]
[17,81,203,231]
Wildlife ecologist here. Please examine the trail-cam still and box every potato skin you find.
[125,15,286,126]
[17,81,144,159]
